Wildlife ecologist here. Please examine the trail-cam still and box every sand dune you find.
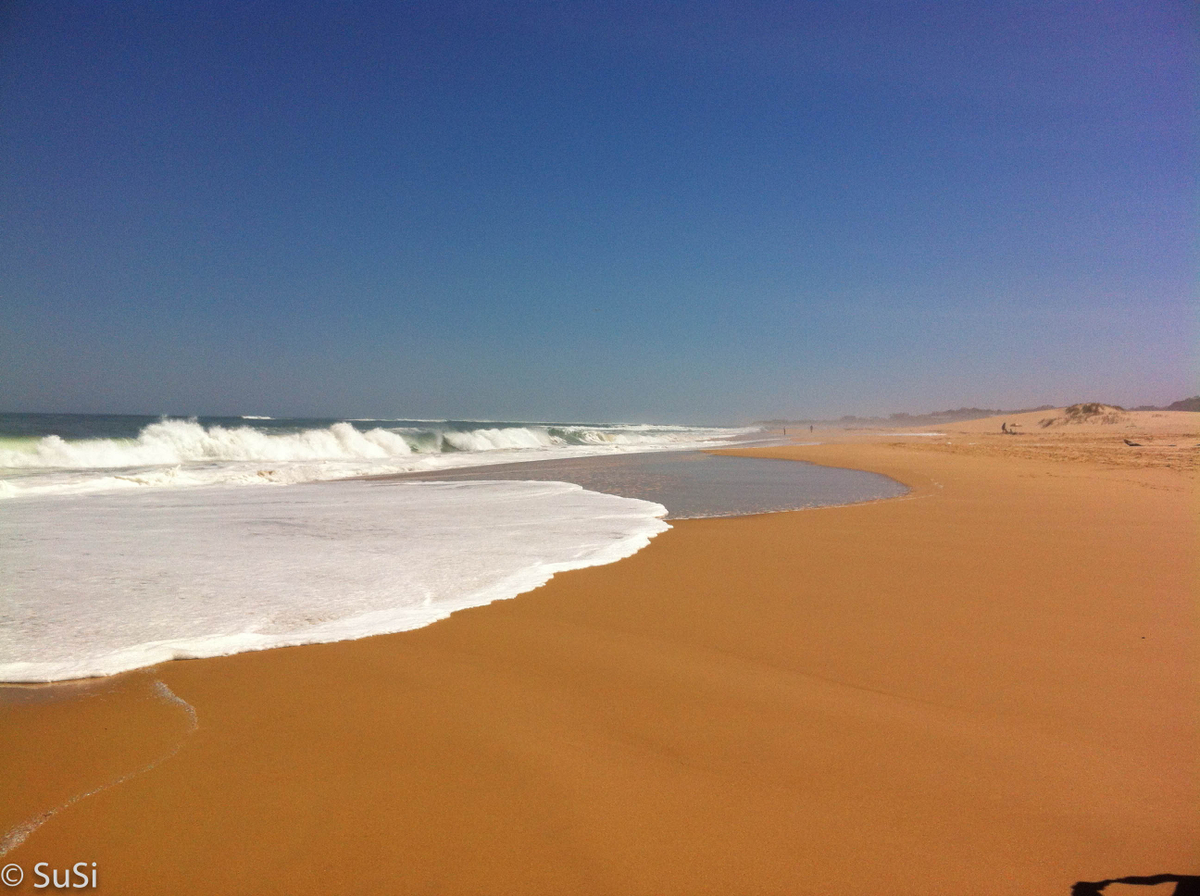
[883,407,1200,473]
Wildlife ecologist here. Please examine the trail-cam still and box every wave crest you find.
[0,418,758,497]
[0,420,417,469]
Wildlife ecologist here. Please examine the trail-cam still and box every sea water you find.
[390,449,907,520]
[0,413,756,499]
[0,414,902,682]
[0,479,667,682]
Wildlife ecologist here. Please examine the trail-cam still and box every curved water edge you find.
[0,679,199,856]
[386,450,909,520]
[0,480,670,683]
[0,416,906,684]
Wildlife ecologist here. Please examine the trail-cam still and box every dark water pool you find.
[386,450,907,519]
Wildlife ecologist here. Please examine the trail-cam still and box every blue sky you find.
[1,1,1194,422]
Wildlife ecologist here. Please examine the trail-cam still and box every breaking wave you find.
[0,418,757,498]
[0,420,415,468]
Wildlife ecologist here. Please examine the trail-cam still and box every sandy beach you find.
[2,408,1195,894]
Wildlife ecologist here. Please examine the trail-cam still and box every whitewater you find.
[0,415,756,498]
[0,415,754,681]
[0,479,669,682]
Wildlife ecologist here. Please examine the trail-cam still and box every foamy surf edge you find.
[0,480,670,683]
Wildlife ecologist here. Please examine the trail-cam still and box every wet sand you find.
[2,410,1196,894]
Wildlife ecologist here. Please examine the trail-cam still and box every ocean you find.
[0,413,759,498]
[0,413,905,682]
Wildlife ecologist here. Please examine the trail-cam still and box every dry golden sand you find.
[2,410,1196,894]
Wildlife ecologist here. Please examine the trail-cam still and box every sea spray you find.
[0,416,757,498]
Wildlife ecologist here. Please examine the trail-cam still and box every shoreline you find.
[2,413,1195,893]
[0,443,904,685]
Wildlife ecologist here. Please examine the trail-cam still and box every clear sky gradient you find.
[1,1,1194,422]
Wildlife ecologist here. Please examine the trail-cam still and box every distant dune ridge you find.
[764,397,1200,428]
[761,406,1056,428]
[1038,403,1129,427]
[897,404,1199,474]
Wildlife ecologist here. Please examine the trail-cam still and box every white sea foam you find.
[0,479,669,682]
[0,420,415,468]
[0,419,756,498]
